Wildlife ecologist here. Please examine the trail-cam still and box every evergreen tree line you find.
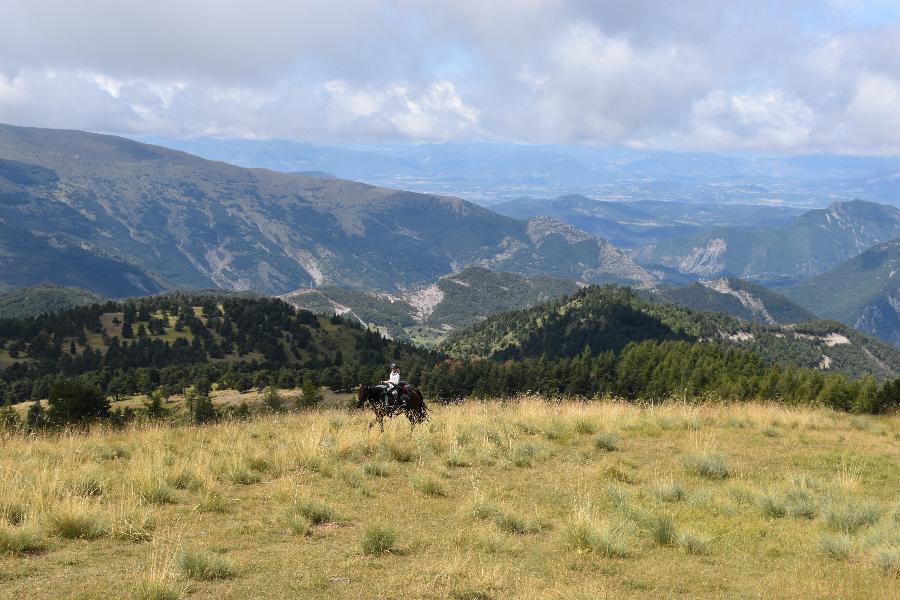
[2,339,898,432]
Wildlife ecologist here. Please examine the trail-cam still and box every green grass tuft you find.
[825,504,881,534]
[361,526,397,555]
[48,508,107,540]
[132,581,181,600]
[178,550,235,580]
[681,452,730,480]
[412,475,448,498]
[819,534,852,560]
[678,531,711,555]
[593,432,619,451]
[292,499,337,525]
[0,525,46,555]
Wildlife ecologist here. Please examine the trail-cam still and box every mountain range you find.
[0,123,651,297]
[652,278,816,325]
[781,239,900,346]
[633,200,900,284]
[140,136,900,208]
[492,195,802,248]
[441,285,900,379]
[281,267,580,345]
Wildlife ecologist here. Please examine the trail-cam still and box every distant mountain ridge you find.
[653,278,817,325]
[493,194,802,248]
[281,267,581,345]
[0,123,652,297]
[0,284,106,320]
[441,285,900,379]
[634,200,900,283]
[782,239,900,346]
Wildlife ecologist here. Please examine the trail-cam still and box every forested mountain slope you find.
[782,238,900,346]
[0,284,106,320]
[0,294,434,403]
[652,278,816,325]
[441,286,900,379]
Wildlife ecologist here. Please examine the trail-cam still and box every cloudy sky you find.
[2,0,900,154]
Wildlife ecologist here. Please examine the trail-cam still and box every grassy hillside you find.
[782,239,900,346]
[0,400,897,598]
[282,267,581,345]
[0,124,651,296]
[0,284,105,320]
[653,278,816,325]
[441,285,900,379]
[635,200,900,283]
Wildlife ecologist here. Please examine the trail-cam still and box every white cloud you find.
[0,1,898,154]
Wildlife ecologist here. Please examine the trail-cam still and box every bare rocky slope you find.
[634,200,900,284]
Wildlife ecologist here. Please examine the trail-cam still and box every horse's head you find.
[355,384,366,408]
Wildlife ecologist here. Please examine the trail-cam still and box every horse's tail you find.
[355,384,366,409]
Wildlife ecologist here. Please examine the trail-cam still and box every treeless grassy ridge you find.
[1,399,898,599]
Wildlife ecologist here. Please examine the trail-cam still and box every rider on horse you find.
[384,363,403,410]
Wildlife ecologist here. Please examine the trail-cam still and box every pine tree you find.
[297,376,321,409]
[26,400,44,431]
[262,385,284,412]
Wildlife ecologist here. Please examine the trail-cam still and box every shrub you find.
[0,525,46,555]
[593,432,619,452]
[681,452,730,480]
[361,526,397,555]
[178,550,234,580]
[47,379,109,425]
[262,385,284,413]
[297,377,322,409]
[0,401,21,430]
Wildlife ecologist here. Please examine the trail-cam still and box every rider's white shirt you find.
[388,372,400,385]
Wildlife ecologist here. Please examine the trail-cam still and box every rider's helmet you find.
[391,363,398,369]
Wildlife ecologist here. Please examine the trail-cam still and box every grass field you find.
[1,399,898,599]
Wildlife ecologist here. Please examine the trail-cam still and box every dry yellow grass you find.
[0,398,898,599]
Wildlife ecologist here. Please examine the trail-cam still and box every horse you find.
[356,383,428,431]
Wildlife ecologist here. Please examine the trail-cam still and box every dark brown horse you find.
[356,384,428,431]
